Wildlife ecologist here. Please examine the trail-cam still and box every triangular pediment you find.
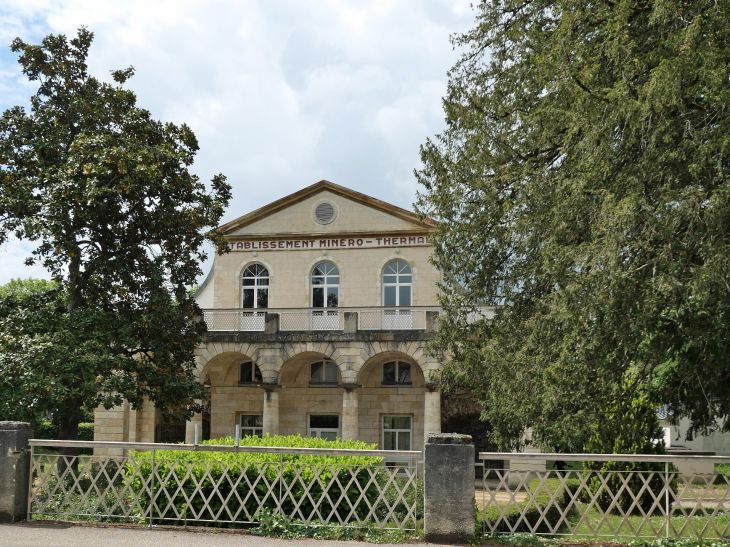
[218,180,434,237]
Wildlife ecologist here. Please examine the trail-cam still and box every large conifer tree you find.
[417,0,730,450]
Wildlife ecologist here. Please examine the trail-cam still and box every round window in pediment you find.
[314,202,336,225]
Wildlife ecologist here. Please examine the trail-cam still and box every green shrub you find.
[35,421,94,440]
[583,387,675,515]
[482,477,582,533]
[124,435,400,527]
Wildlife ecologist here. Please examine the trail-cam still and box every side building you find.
[94,180,491,458]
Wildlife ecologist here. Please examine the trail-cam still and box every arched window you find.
[383,260,412,307]
[239,361,263,384]
[310,360,339,386]
[311,262,339,308]
[242,264,269,309]
[382,361,412,385]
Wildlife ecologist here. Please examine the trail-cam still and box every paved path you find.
[1,522,435,547]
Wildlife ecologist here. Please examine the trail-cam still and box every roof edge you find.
[217,180,430,235]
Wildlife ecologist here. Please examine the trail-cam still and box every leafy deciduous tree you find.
[0,28,231,447]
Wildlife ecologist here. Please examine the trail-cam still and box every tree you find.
[583,383,670,514]
[0,277,58,299]
[416,0,730,451]
[0,28,232,449]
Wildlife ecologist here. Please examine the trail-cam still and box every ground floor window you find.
[308,414,339,441]
[383,416,411,450]
[240,414,263,438]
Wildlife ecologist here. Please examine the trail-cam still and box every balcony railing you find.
[201,306,495,332]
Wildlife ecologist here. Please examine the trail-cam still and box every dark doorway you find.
[202,410,211,441]
[441,391,503,479]
[154,422,186,444]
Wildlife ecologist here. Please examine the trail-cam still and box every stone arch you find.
[197,351,254,388]
[351,340,440,383]
[357,350,426,388]
[279,350,340,388]
[194,341,282,384]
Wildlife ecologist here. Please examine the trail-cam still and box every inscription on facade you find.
[229,236,430,252]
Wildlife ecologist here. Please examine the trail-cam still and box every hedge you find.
[35,421,94,441]
[124,435,404,526]
[482,477,582,533]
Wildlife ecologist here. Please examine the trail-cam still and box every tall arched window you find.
[383,260,412,307]
[311,262,339,308]
[311,262,339,330]
[242,264,269,309]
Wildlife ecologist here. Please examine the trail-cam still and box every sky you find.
[0,0,475,284]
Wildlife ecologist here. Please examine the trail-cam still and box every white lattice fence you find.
[27,440,420,530]
[478,454,730,538]
[202,310,265,331]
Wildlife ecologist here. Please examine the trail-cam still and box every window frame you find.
[311,261,340,309]
[241,263,270,309]
[239,414,264,438]
[381,360,412,386]
[238,361,263,385]
[308,413,340,440]
[309,360,339,387]
[382,415,412,451]
[382,260,412,307]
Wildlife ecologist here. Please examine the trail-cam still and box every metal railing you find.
[202,306,495,332]
[478,452,730,539]
[27,439,421,530]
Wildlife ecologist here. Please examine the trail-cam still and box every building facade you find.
[95,180,456,456]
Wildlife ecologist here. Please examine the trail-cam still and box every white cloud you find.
[0,0,474,284]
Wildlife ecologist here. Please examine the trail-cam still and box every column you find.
[342,388,359,441]
[263,388,279,437]
[185,401,203,444]
[127,402,138,443]
[423,388,441,448]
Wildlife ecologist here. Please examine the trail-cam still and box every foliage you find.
[124,435,418,527]
[627,540,730,547]
[0,28,231,439]
[0,277,58,300]
[36,421,94,441]
[583,386,675,514]
[252,507,422,543]
[416,0,730,450]
[481,477,582,533]
[482,536,730,547]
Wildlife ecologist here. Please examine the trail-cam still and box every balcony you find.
[201,306,495,333]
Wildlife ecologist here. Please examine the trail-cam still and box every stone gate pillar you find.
[424,433,475,544]
[0,422,33,523]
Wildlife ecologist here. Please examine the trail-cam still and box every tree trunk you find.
[57,418,80,477]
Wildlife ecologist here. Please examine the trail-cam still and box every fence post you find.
[424,433,475,544]
[665,461,670,539]
[0,421,33,523]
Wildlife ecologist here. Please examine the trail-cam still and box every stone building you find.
[94,180,478,458]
